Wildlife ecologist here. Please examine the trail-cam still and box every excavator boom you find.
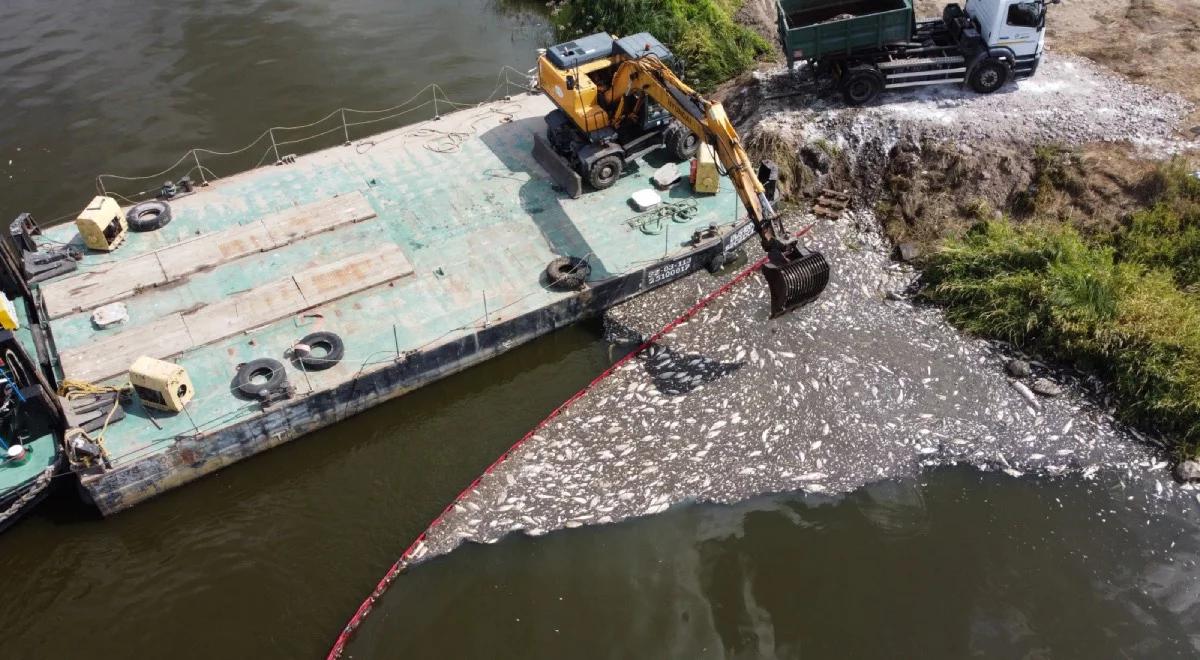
[535,34,829,317]
[610,55,829,317]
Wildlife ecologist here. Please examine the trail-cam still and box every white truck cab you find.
[966,0,1049,58]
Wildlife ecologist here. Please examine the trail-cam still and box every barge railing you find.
[94,67,537,205]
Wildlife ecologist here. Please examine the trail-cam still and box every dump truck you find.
[776,0,1055,104]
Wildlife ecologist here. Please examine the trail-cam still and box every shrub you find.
[924,172,1200,456]
[551,0,770,90]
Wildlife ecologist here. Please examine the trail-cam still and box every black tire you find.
[126,201,172,232]
[233,358,286,399]
[294,331,344,371]
[587,155,623,190]
[969,58,1010,94]
[665,123,700,161]
[545,256,591,291]
[841,65,884,106]
[706,251,727,274]
[943,3,964,24]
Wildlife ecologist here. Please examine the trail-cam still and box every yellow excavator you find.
[532,32,829,317]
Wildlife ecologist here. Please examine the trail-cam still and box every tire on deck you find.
[126,201,172,232]
[233,358,287,399]
[545,257,591,291]
[294,331,345,371]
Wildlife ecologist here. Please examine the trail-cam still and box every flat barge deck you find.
[29,92,753,515]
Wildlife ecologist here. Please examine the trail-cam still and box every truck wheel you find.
[587,155,623,190]
[841,65,883,106]
[969,59,1010,94]
[665,123,699,161]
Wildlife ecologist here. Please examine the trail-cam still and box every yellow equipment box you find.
[0,296,19,331]
[690,142,720,194]
[75,196,127,252]
[129,356,194,413]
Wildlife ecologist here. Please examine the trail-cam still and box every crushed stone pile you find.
[412,212,1195,563]
[750,54,1196,155]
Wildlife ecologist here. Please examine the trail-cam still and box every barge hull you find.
[79,226,753,514]
[35,92,755,515]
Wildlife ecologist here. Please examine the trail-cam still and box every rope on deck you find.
[324,250,779,659]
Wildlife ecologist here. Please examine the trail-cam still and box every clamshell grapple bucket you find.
[762,244,829,318]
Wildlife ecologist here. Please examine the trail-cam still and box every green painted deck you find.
[37,93,741,479]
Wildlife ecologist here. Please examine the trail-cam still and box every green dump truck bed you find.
[777,0,914,67]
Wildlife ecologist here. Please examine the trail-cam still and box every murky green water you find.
[354,470,1200,659]
[1,2,1198,658]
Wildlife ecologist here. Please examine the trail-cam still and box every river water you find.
[0,1,1198,658]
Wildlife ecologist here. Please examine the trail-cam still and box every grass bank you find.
[922,159,1200,457]
[549,0,770,90]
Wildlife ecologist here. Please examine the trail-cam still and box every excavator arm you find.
[610,56,829,316]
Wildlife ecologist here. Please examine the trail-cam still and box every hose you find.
[626,199,700,235]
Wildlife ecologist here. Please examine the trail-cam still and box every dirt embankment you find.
[719,0,1199,256]
[1039,0,1200,130]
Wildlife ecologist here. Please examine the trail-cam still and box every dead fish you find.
[1010,380,1040,409]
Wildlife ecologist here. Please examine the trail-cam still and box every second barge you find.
[14,90,757,515]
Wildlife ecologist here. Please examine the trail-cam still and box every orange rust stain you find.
[309,261,372,296]
[218,238,250,259]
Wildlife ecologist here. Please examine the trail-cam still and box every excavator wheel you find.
[588,155,624,190]
[761,245,830,318]
[665,123,700,161]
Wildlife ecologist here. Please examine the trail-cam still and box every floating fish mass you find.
[419,213,1188,562]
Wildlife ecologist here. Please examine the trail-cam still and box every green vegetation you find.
[923,160,1200,456]
[550,0,770,90]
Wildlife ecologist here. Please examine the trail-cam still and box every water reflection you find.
[351,469,1200,658]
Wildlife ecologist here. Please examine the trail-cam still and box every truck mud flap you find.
[533,133,582,199]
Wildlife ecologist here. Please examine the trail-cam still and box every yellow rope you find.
[58,380,132,464]
[57,378,128,399]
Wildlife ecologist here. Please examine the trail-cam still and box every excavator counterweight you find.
[534,32,830,317]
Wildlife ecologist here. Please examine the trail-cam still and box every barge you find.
[5,90,757,516]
